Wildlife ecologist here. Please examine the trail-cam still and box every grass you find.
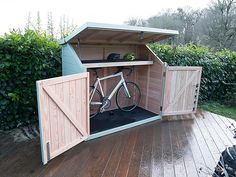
[199,102,236,120]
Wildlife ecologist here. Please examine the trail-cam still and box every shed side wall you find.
[136,45,164,114]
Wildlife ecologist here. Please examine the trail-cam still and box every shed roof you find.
[58,22,179,45]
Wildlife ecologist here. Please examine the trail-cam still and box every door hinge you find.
[163,71,166,77]
[160,106,163,111]
[46,142,50,161]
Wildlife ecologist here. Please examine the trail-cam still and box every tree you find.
[125,17,147,26]
[47,12,54,37]
[147,9,183,44]
[176,8,202,44]
[25,12,32,30]
[204,0,236,50]
[125,9,203,45]
[58,15,77,39]
[36,11,42,33]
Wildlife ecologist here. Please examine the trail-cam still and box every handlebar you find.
[114,66,133,76]
[90,66,133,78]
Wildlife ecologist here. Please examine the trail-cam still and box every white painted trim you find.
[145,45,164,65]
[167,66,202,71]
[36,81,45,164]
[160,62,168,117]
[83,60,153,69]
[87,115,161,140]
[59,22,179,45]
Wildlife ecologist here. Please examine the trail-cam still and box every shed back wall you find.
[74,44,138,61]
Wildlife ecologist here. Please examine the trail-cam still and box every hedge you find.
[0,31,235,130]
[0,30,61,130]
[149,44,236,105]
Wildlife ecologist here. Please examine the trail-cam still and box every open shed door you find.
[36,72,90,164]
[162,67,202,116]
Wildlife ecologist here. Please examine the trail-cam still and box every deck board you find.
[0,111,236,177]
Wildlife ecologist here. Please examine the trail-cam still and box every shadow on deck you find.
[0,111,235,177]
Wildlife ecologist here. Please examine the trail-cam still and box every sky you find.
[0,0,212,35]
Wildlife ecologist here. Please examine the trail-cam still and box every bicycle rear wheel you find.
[90,86,102,118]
[116,82,141,111]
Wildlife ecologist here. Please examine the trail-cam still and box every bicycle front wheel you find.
[116,82,141,111]
[90,86,102,118]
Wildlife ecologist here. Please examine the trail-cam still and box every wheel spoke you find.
[116,82,141,111]
[90,86,102,118]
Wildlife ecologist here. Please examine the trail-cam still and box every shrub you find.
[149,44,236,105]
[0,30,61,130]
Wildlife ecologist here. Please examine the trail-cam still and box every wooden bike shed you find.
[36,22,202,164]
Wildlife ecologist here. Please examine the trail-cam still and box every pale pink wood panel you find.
[104,45,136,59]
[162,67,202,116]
[135,66,149,110]
[37,73,90,165]
[77,44,137,61]
[135,45,164,114]
[55,83,66,148]
[77,47,103,60]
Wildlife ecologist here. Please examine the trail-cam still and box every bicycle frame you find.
[90,72,130,107]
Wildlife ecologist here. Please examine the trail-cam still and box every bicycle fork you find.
[99,82,131,113]
[100,73,131,113]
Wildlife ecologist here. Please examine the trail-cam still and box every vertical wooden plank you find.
[126,128,145,177]
[85,73,90,136]
[63,81,71,145]
[192,114,217,168]
[100,134,128,177]
[81,78,87,136]
[138,125,153,177]
[177,71,186,111]
[55,83,65,148]
[181,119,207,177]
[115,130,138,177]
[70,80,79,139]
[194,69,202,112]
[169,121,187,177]
[37,82,49,164]
[162,121,175,177]
[210,112,235,145]
[201,112,228,152]
[169,70,175,112]
[173,70,181,112]
[174,119,199,177]
[182,71,189,111]
[76,79,82,139]
[188,71,196,111]
[186,71,194,111]
[163,71,172,112]
[151,123,163,177]
[48,85,59,152]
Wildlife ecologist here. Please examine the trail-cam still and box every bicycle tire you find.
[90,86,102,118]
[116,81,141,112]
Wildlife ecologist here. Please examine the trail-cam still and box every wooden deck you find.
[0,111,236,177]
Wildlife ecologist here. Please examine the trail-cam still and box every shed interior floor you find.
[90,106,157,134]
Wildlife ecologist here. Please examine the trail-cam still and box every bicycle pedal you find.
[100,107,105,113]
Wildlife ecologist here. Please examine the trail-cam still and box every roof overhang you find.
[58,22,179,45]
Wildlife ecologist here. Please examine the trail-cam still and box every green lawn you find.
[199,102,236,120]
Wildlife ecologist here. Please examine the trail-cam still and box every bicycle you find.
[89,67,141,118]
